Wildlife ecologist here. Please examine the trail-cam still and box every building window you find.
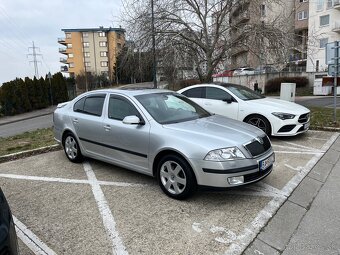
[100,61,108,67]
[317,0,324,11]
[99,32,106,37]
[99,41,107,47]
[300,0,308,2]
[84,52,90,58]
[85,62,91,67]
[68,53,74,58]
[297,11,308,20]
[327,0,333,8]
[67,43,72,48]
[117,33,121,39]
[100,51,108,57]
[260,4,266,17]
[83,42,90,48]
[320,38,328,48]
[66,33,71,39]
[69,62,75,68]
[320,15,330,26]
[82,32,89,38]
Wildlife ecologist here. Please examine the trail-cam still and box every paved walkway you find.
[244,136,340,255]
[0,106,56,126]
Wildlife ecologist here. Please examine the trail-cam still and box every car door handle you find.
[104,125,111,131]
[73,118,79,124]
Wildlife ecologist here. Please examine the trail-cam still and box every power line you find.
[27,41,42,78]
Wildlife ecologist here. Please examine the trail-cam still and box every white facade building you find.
[307,0,340,72]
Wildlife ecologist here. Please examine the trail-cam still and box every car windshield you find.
[136,92,211,124]
[226,85,265,101]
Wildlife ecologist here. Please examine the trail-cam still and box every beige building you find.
[58,26,125,81]
[229,0,294,69]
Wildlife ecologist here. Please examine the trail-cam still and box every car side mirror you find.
[122,115,145,125]
[223,98,233,104]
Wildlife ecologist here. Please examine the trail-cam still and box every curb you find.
[0,144,62,163]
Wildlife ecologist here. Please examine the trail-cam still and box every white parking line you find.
[0,173,146,187]
[83,162,128,255]
[13,215,57,255]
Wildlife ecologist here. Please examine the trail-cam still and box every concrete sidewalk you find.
[244,136,340,255]
[0,106,56,126]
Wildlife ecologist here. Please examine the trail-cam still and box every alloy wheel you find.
[160,160,187,195]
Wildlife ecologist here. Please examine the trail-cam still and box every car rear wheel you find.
[63,133,83,163]
[157,154,196,200]
[245,115,271,136]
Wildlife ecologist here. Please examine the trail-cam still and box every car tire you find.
[63,132,83,163]
[157,154,197,200]
[245,115,271,136]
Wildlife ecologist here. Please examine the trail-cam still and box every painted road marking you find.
[83,162,128,255]
[14,215,57,255]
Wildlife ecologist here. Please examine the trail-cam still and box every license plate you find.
[259,154,275,171]
[304,122,310,130]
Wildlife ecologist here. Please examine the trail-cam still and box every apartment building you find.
[291,0,309,69]
[229,0,294,69]
[58,26,125,80]
[306,0,340,72]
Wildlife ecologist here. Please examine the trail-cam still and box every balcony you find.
[60,57,67,63]
[231,11,250,26]
[334,0,340,10]
[59,47,67,54]
[60,65,68,72]
[332,21,340,33]
[58,37,66,45]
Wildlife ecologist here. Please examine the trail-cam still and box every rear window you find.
[73,94,106,116]
[181,87,204,98]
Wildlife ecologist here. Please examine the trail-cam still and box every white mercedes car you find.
[178,83,310,136]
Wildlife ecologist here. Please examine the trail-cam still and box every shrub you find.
[265,77,309,93]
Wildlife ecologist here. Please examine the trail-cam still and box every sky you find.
[0,0,124,85]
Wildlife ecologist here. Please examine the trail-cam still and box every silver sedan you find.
[53,89,275,199]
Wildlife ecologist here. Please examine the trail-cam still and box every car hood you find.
[163,115,265,148]
[246,98,310,114]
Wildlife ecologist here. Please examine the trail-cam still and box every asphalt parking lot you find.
[0,130,338,255]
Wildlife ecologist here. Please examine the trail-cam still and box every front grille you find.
[298,113,310,123]
[278,125,296,133]
[244,136,271,157]
[244,165,272,183]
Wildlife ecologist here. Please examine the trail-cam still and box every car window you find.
[227,85,265,100]
[206,87,233,101]
[73,94,105,116]
[83,95,105,116]
[182,87,204,98]
[108,96,140,121]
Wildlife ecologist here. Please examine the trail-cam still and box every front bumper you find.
[271,112,310,136]
[190,150,274,188]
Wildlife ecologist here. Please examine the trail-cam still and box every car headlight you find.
[204,147,246,161]
[272,112,296,120]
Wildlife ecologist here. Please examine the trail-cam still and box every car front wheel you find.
[157,154,196,200]
[245,115,271,136]
[63,133,83,163]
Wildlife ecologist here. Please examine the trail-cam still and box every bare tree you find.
[121,0,295,83]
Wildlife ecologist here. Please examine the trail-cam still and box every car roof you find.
[80,87,172,97]
[182,82,246,90]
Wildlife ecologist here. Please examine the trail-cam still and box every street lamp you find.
[151,0,157,88]
[47,72,53,105]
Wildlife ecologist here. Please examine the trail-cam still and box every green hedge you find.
[265,77,309,93]
[0,72,68,116]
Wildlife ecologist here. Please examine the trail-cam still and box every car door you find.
[71,93,106,155]
[100,94,150,173]
[201,87,239,120]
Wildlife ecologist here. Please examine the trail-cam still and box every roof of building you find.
[61,26,125,33]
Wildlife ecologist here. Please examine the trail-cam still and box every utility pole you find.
[333,41,339,123]
[151,0,157,88]
[27,41,42,78]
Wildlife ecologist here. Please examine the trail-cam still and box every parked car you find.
[233,67,255,76]
[178,83,310,136]
[0,188,19,255]
[54,89,274,199]
[254,65,278,74]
